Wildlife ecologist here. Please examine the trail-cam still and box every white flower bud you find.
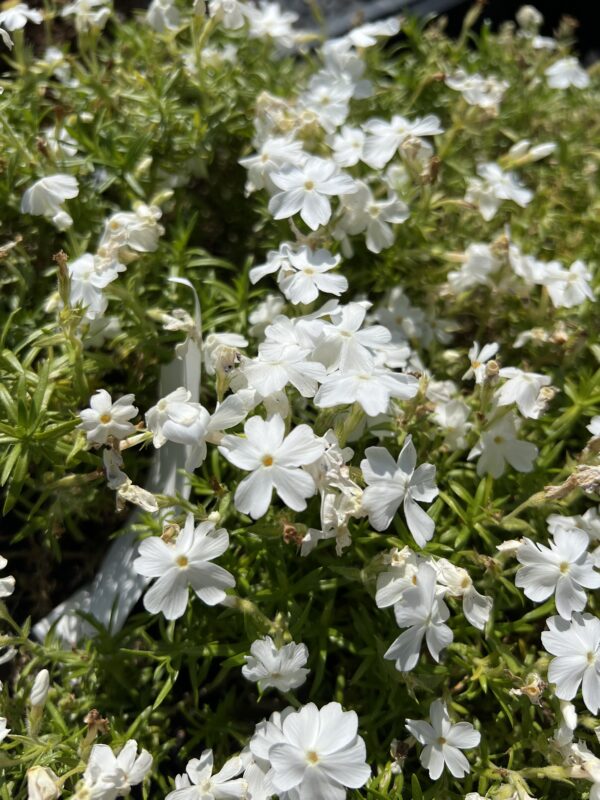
[27,766,62,800]
[51,210,73,230]
[529,142,556,160]
[30,669,50,708]
[516,5,543,31]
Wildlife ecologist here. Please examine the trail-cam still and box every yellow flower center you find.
[304,180,315,191]
[262,455,274,467]
[100,414,112,424]
[306,750,320,764]
[176,555,189,568]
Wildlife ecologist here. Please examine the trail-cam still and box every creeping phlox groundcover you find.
[1,1,600,799]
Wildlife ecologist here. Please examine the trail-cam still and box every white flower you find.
[496,367,552,419]
[432,399,471,451]
[145,387,208,448]
[300,73,353,133]
[26,765,62,800]
[0,3,42,30]
[43,125,78,158]
[462,341,499,384]
[264,702,370,799]
[468,412,538,478]
[313,302,391,371]
[384,563,453,671]
[541,613,600,713]
[516,529,600,619]
[166,750,247,800]
[406,699,480,780]
[447,243,499,292]
[239,135,306,193]
[100,204,163,253]
[219,415,325,519]
[545,260,594,308]
[249,294,285,337]
[241,346,326,399]
[245,2,298,49]
[68,253,120,320]
[242,636,309,692]
[589,417,600,437]
[336,181,409,254]
[545,57,590,89]
[314,362,418,417]
[362,114,443,169]
[361,436,438,547]
[345,15,401,47]
[278,246,347,305]
[203,332,247,376]
[80,739,152,799]
[329,125,365,167]
[445,69,508,110]
[269,156,357,231]
[249,242,294,284]
[21,174,79,226]
[434,559,492,630]
[133,515,235,619]
[146,0,180,31]
[208,0,246,29]
[0,554,15,599]
[465,162,532,221]
[61,0,111,32]
[78,390,137,445]
[375,547,421,608]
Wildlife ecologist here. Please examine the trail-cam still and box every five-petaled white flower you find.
[463,341,499,385]
[166,749,247,800]
[361,436,438,547]
[78,389,138,445]
[465,162,532,221]
[265,702,370,799]
[134,515,235,619]
[314,363,418,417]
[542,613,600,714]
[362,114,443,169]
[406,699,480,780]
[545,57,590,90]
[516,528,600,619]
[384,563,453,671]
[269,156,357,231]
[496,367,552,419]
[468,413,538,478]
[278,246,347,305]
[219,415,325,519]
[242,636,309,692]
[80,739,152,799]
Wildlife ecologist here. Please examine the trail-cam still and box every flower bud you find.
[27,766,62,800]
[516,5,543,32]
[30,670,50,709]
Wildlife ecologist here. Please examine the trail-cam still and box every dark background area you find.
[444,0,597,61]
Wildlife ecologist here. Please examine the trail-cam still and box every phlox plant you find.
[1,1,600,799]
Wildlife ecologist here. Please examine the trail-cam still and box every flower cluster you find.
[1,2,599,800]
